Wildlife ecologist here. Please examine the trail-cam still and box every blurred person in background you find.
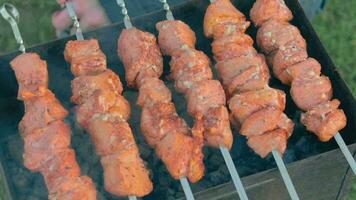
[52,0,329,37]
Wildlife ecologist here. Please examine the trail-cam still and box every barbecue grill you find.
[0,0,355,199]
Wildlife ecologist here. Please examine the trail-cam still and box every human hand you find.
[52,0,110,37]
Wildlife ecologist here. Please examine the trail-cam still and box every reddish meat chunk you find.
[212,32,254,56]
[271,42,308,84]
[213,43,257,62]
[291,75,332,111]
[88,117,136,156]
[301,99,347,142]
[282,58,321,85]
[170,48,212,93]
[48,176,96,200]
[229,88,286,127]
[117,28,163,87]
[23,120,71,171]
[240,107,294,137]
[101,147,153,197]
[186,80,226,116]
[141,102,190,147]
[64,40,107,77]
[71,69,123,104]
[204,0,249,38]
[247,128,288,158]
[212,22,251,39]
[19,90,68,137]
[187,139,205,183]
[137,78,172,107]
[10,53,48,100]
[156,20,196,55]
[41,150,81,190]
[256,20,306,54]
[250,0,293,27]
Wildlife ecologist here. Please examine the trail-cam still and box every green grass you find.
[0,0,355,199]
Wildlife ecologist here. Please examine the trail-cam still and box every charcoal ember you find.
[139,143,152,159]
[6,136,24,166]
[218,165,229,177]
[31,175,47,198]
[81,162,90,175]
[12,170,30,189]
[88,162,103,181]
[158,172,171,187]
[283,148,296,164]
[209,170,228,185]
[174,191,184,199]
[208,153,223,171]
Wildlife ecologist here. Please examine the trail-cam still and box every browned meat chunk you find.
[256,20,306,54]
[301,99,347,142]
[10,53,48,100]
[271,42,308,84]
[240,107,294,138]
[247,128,288,158]
[211,22,250,39]
[291,75,332,111]
[282,58,321,85]
[187,139,205,183]
[170,47,212,93]
[23,120,71,171]
[101,147,153,197]
[193,106,233,149]
[212,32,254,56]
[64,40,107,77]
[87,117,136,156]
[250,0,293,27]
[137,78,172,107]
[213,43,257,62]
[141,102,189,147]
[71,69,123,104]
[41,150,81,190]
[156,20,196,55]
[204,0,249,38]
[19,90,68,137]
[229,88,286,128]
[186,80,226,116]
[117,28,163,87]
[48,176,96,200]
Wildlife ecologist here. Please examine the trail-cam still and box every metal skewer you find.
[272,150,299,200]
[66,2,138,200]
[334,133,356,175]
[158,1,248,199]
[0,3,26,53]
[116,1,194,199]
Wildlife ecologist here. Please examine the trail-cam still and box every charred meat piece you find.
[156,20,196,55]
[117,28,163,87]
[256,20,306,54]
[101,147,153,197]
[271,42,308,84]
[282,58,321,85]
[137,78,172,107]
[48,176,96,200]
[19,90,68,137]
[301,99,346,141]
[71,69,123,104]
[240,107,294,138]
[170,47,212,93]
[204,0,250,38]
[229,87,286,128]
[23,120,71,171]
[291,75,332,111]
[186,80,226,116]
[247,128,288,158]
[250,0,293,27]
[141,102,190,147]
[64,39,107,77]
[10,53,48,100]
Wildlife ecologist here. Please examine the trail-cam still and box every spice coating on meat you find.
[250,0,347,141]
[204,0,294,157]
[10,53,96,199]
[118,27,205,183]
[65,39,153,197]
[157,19,234,150]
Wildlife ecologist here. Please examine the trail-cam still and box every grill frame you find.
[0,0,355,199]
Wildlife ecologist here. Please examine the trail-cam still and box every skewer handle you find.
[219,146,249,200]
[65,2,84,40]
[0,3,25,53]
[180,177,195,200]
[116,0,132,29]
[128,195,137,200]
[272,150,300,200]
[334,133,356,175]
[159,0,175,20]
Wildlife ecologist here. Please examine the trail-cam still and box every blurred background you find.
[0,0,355,199]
